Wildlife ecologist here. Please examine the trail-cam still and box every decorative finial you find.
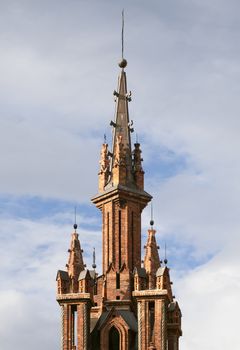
[104,133,107,144]
[73,206,78,232]
[92,247,97,270]
[164,242,168,265]
[118,9,127,69]
[150,201,154,228]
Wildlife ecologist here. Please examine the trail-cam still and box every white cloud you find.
[0,289,59,350]
[0,214,102,350]
[0,0,239,349]
[176,242,240,349]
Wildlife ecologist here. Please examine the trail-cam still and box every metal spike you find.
[92,247,97,270]
[121,9,124,60]
[164,242,168,265]
[150,201,154,227]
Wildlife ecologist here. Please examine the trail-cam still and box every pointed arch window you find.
[109,326,120,350]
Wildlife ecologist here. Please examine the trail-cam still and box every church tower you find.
[56,57,182,350]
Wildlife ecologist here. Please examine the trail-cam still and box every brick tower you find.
[56,57,182,350]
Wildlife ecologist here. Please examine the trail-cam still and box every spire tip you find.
[150,201,154,228]
[73,206,77,232]
[92,247,97,269]
[119,9,127,69]
[164,242,168,265]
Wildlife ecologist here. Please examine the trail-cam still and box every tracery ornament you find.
[113,135,126,167]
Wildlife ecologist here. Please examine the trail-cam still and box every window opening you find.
[116,272,120,289]
[109,326,120,350]
[149,302,155,342]
[118,210,121,269]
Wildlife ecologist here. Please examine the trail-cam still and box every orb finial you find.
[150,201,154,228]
[119,58,127,69]
[73,206,78,232]
[164,242,168,265]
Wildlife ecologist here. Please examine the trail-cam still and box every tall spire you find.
[57,12,182,350]
[108,56,136,188]
[96,11,148,193]
[103,9,135,188]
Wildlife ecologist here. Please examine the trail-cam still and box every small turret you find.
[143,224,161,289]
[56,270,70,295]
[156,266,173,301]
[167,301,182,345]
[66,224,85,292]
[133,142,144,190]
[133,267,147,291]
[78,270,94,299]
[98,142,110,192]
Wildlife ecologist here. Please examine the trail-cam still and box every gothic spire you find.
[66,224,85,292]
[109,61,134,187]
[143,227,161,289]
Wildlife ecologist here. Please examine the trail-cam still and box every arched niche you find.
[109,326,120,350]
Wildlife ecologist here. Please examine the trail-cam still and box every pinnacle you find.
[144,228,161,289]
[67,230,85,282]
[109,68,134,187]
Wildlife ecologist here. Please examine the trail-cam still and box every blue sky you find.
[0,1,240,349]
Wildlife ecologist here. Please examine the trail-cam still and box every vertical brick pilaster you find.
[168,334,179,350]
[62,304,72,350]
[137,300,149,350]
[111,201,115,267]
[154,300,165,350]
[61,305,64,350]
[133,207,141,270]
[77,303,90,350]
[161,302,167,350]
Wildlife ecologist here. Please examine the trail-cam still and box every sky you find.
[0,0,239,349]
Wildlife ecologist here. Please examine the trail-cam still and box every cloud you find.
[0,289,59,350]
[0,0,239,349]
[0,211,102,350]
[0,117,100,200]
[175,241,240,349]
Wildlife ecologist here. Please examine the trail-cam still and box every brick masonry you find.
[56,64,182,350]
